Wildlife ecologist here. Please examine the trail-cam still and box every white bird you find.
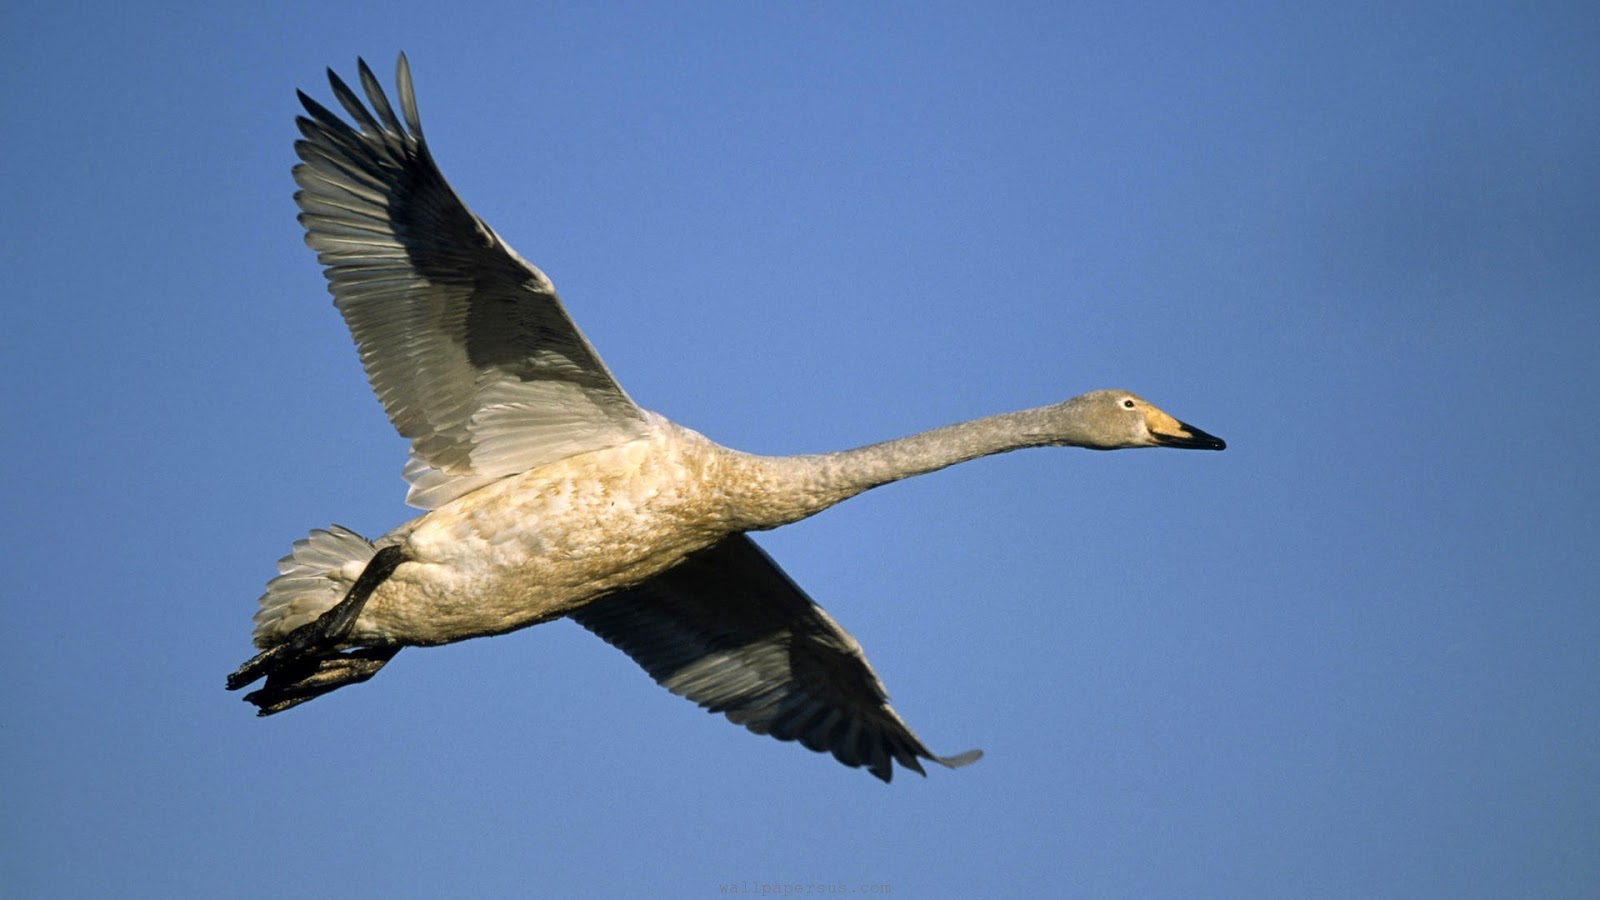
[228,55,1225,783]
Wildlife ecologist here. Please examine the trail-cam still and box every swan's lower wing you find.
[569,534,980,782]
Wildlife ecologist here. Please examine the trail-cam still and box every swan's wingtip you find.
[935,747,984,769]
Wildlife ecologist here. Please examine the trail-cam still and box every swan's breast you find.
[352,421,745,644]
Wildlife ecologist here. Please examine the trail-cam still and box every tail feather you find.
[252,525,376,648]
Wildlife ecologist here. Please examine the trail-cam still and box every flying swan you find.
[228,55,1226,782]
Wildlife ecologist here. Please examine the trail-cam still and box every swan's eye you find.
[1122,399,1136,410]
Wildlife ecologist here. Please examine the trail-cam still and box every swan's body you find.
[263,416,821,645]
[229,55,1224,782]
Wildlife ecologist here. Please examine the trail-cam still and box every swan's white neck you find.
[715,402,1084,532]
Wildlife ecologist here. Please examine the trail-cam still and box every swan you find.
[227,55,1225,783]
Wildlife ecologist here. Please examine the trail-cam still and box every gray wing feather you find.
[294,55,648,508]
[570,535,982,783]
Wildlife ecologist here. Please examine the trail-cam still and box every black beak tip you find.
[1164,422,1226,451]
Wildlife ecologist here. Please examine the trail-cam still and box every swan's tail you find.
[251,525,376,648]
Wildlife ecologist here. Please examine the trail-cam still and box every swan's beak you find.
[1155,421,1226,450]
[1147,409,1226,451]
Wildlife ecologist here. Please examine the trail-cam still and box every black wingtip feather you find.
[395,52,424,139]
[328,68,383,137]
[354,57,405,137]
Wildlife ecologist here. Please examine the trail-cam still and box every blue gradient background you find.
[4,3,1597,897]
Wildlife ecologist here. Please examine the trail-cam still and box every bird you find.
[227,54,1226,783]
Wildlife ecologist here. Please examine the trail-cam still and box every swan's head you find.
[1060,390,1226,451]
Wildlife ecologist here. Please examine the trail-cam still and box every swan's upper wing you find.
[570,535,981,782]
[293,55,648,508]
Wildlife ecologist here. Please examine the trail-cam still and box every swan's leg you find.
[226,544,407,712]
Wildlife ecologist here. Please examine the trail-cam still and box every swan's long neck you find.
[720,400,1088,531]
[812,403,1078,492]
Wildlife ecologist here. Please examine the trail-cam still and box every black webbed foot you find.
[241,646,402,715]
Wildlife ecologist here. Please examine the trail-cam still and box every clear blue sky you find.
[4,2,1597,897]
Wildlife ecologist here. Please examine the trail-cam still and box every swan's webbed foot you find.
[227,544,407,715]
[238,646,402,715]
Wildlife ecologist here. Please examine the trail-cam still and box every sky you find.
[3,2,1597,897]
